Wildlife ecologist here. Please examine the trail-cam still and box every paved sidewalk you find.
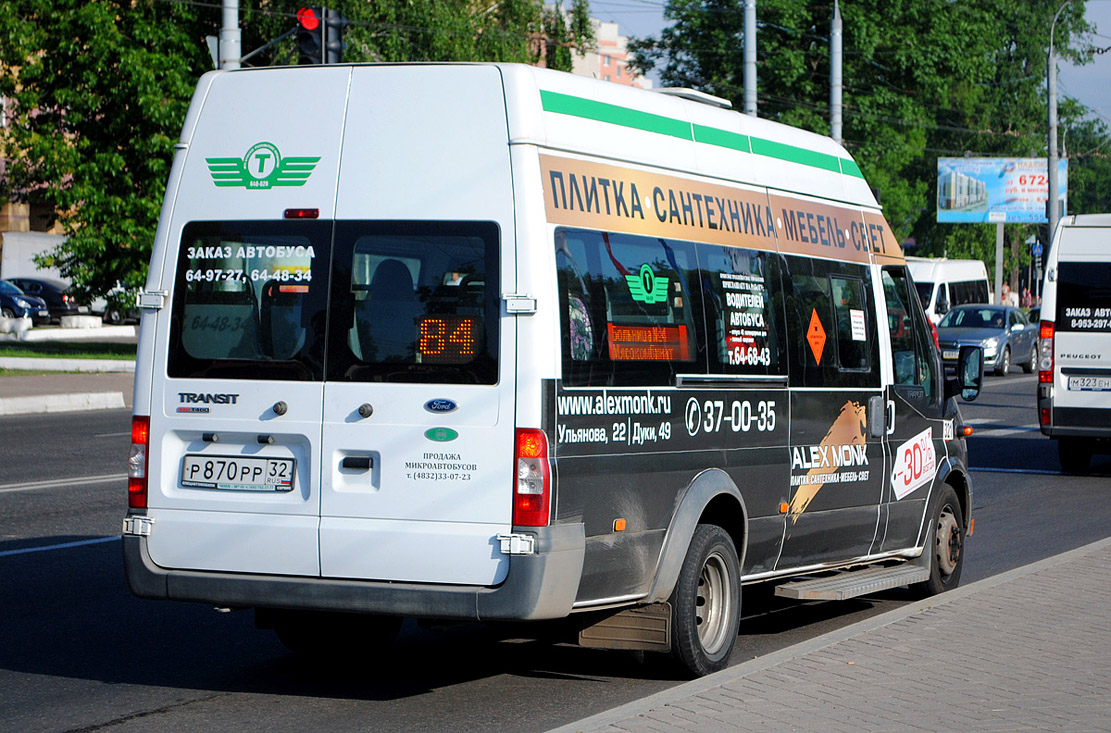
[553,537,1111,733]
[0,371,133,415]
[0,326,136,415]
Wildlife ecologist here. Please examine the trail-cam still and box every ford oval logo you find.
[425,399,458,414]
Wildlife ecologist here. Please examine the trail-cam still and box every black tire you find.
[1021,342,1037,374]
[669,524,741,678]
[103,309,122,325]
[265,610,402,658]
[994,346,1010,376]
[1058,439,1092,474]
[910,486,965,598]
[1,307,15,319]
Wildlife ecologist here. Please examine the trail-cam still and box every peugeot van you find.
[1037,214,1111,472]
[123,63,982,677]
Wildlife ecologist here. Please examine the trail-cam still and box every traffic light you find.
[296,7,323,65]
[324,9,349,64]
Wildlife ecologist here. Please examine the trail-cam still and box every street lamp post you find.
[1047,1,1070,267]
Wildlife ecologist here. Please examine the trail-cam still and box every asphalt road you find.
[1,371,1108,732]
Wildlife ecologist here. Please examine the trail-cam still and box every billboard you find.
[937,158,1067,224]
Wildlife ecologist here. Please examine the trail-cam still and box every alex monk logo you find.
[206,142,320,189]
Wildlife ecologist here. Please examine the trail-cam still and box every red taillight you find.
[513,428,551,527]
[128,416,150,509]
[284,207,320,219]
[1038,320,1054,383]
[1040,407,1051,426]
[929,319,939,349]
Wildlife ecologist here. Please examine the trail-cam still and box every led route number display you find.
[418,315,478,364]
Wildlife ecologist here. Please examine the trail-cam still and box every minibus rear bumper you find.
[123,522,585,621]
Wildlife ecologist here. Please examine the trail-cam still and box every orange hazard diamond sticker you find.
[807,308,826,365]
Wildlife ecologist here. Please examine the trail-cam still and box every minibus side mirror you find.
[945,345,984,402]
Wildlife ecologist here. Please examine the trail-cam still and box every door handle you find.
[341,456,373,470]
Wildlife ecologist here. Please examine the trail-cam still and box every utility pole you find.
[830,0,842,144]
[744,0,757,116]
[1047,1,1070,266]
[219,0,242,70]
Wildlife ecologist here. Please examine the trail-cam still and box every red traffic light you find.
[297,7,320,31]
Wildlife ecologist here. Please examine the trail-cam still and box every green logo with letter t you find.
[206,142,320,189]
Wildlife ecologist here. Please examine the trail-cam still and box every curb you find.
[0,357,135,373]
[0,325,136,342]
[549,535,1111,733]
[0,391,127,416]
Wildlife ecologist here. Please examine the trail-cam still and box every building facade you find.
[570,18,651,89]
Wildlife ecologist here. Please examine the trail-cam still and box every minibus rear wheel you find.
[668,524,741,678]
[264,609,402,658]
[1058,439,1092,474]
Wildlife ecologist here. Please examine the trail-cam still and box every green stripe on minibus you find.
[749,137,842,173]
[839,157,865,178]
[692,124,751,153]
[541,91,865,179]
[540,90,693,140]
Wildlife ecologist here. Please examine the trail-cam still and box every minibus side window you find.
[830,275,870,371]
[326,221,499,384]
[697,246,786,376]
[168,221,331,381]
[882,267,937,402]
[556,228,701,386]
[783,256,879,388]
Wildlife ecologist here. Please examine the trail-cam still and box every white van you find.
[905,256,991,324]
[1037,213,1111,472]
[123,63,982,677]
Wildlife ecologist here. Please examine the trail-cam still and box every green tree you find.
[629,0,1106,286]
[0,1,593,304]
[0,0,209,306]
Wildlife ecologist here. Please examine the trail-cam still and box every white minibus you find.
[1038,214,1111,472]
[123,63,982,677]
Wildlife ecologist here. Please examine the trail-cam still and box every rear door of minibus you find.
[316,66,518,586]
[1052,228,1111,421]
[144,67,349,576]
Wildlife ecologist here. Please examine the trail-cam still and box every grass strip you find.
[0,342,136,360]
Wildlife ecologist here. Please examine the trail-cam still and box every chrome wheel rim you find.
[935,505,961,577]
[696,550,733,654]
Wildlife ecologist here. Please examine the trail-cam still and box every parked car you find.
[0,280,51,324]
[94,287,141,324]
[3,277,80,322]
[937,305,1037,376]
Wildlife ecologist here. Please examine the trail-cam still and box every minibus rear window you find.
[1056,262,1111,332]
[326,221,499,384]
[168,221,332,381]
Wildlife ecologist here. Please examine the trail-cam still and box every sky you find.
[588,0,1111,128]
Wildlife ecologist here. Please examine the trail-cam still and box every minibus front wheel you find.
[668,524,741,678]
[911,485,965,597]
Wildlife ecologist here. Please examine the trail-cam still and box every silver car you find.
[937,305,1037,376]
